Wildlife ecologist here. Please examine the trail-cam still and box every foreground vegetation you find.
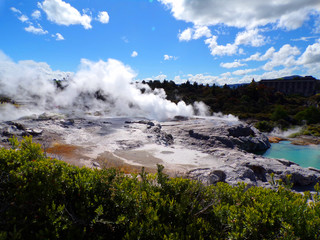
[1,137,320,239]
[145,80,320,134]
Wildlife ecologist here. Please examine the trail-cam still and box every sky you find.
[1,0,320,85]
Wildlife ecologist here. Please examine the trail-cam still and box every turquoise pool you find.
[262,141,320,169]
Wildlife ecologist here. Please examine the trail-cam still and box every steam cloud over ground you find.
[0,51,209,121]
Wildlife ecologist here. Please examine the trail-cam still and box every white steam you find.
[0,51,209,121]
[270,126,303,138]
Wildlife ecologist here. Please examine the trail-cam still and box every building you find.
[259,76,320,96]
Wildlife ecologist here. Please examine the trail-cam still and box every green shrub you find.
[1,137,320,239]
[270,105,289,121]
[254,121,274,132]
[300,124,320,137]
[294,106,320,124]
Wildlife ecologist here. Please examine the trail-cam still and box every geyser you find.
[0,51,208,121]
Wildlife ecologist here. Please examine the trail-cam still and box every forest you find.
[145,79,320,135]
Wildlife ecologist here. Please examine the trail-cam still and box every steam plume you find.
[0,51,207,121]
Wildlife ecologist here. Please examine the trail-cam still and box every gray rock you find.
[26,128,43,136]
[228,124,254,137]
[172,122,270,152]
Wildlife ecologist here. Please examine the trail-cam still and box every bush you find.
[294,106,320,124]
[270,105,289,121]
[301,124,320,137]
[254,121,274,132]
[1,137,320,239]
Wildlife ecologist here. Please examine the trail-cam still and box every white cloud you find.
[38,0,92,29]
[235,29,265,47]
[164,54,178,60]
[18,15,29,22]
[297,43,320,65]
[10,7,21,14]
[31,10,41,19]
[178,26,211,41]
[173,73,238,85]
[314,17,320,33]
[291,36,317,42]
[178,28,192,41]
[122,36,129,43]
[232,68,257,76]
[10,7,29,22]
[97,11,109,24]
[205,36,238,56]
[244,47,275,62]
[220,61,246,69]
[259,67,298,80]
[277,8,310,30]
[24,24,48,35]
[187,73,219,85]
[131,51,138,57]
[55,33,64,41]
[159,0,320,29]
[153,74,168,81]
[193,26,212,39]
[263,44,300,71]
[243,52,261,62]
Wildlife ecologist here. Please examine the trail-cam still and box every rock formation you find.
[0,114,319,192]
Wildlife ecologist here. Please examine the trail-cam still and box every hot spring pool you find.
[262,141,320,169]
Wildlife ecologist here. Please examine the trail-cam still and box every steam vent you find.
[259,75,320,96]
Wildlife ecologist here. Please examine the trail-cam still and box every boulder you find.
[228,124,254,137]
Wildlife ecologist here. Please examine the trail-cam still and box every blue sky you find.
[1,0,320,85]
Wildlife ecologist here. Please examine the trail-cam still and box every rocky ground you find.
[1,112,319,192]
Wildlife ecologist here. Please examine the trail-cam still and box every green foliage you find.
[270,105,289,122]
[146,80,320,131]
[1,138,320,239]
[303,124,320,137]
[254,121,274,132]
[294,106,320,124]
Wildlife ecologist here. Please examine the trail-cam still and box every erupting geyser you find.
[0,51,208,121]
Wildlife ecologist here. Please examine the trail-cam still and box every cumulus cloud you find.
[205,36,238,56]
[31,10,41,19]
[297,42,320,65]
[178,28,192,41]
[235,29,265,47]
[244,47,275,62]
[24,24,48,35]
[277,8,311,30]
[193,26,212,39]
[232,68,257,76]
[173,73,238,86]
[97,11,109,24]
[220,61,246,69]
[145,74,168,81]
[38,0,92,29]
[18,15,29,22]
[263,44,300,71]
[55,33,64,40]
[131,51,138,57]
[314,17,320,33]
[178,26,211,41]
[162,1,320,59]
[164,54,178,60]
[159,0,320,29]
